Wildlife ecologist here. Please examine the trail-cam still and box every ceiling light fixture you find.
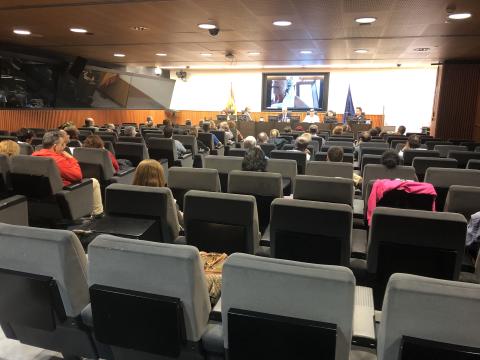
[200,53,212,56]
[113,53,126,57]
[355,17,377,24]
[354,49,369,54]
[414,47,430,52]
[131,26,149,31]
[156,53,167,56]
[70,28,88,33]
[273,20,292,27]
[300,50,313,54]
[13,29,31,35]
[248,52,261,55]
[448,13,472,20]
[198,23,216,30]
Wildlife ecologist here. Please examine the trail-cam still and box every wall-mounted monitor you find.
[262,72,329,111]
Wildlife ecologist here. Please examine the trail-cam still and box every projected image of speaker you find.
[69,57,87,78]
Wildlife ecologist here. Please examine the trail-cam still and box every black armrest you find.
[115,167,135,177]
[63,178,93,191]
[0,195,27,209]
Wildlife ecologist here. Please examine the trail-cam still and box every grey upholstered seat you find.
[114,142,149,166]
[173,134,198,155]
[402,149,439,166]
[305,161,353,179]
[10,155,93,223]
[118,135,144,143]
[359,147,388,168]
[315,152,354,163]
[467,159,480,169]
[18,142,34,155]
[204,155,243,192]
[269,198,353,266]
[448,150,480,168]
[294,175,354,206]
[444,185,480,218]
[259,143,276,156]
[87,235,211,358]
[412,157,458,181]
[0,154,11,195]
[270,150,307,174]
[433,144,468,157]
[0,195,28,225]
[360,154,381,172]
[0,224,97,359]
[147,137,183,167]
[354,207,467,309]
[377,274,480,360]
[265,158,297,195]
[211,254,355,360]
[227,148,247,157]
[168,167,221,210]
[424,167,480,211]
[182,190,260,255]
[425,140,452,150]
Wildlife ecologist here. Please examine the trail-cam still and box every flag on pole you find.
[225,83,237,114]
[342,85,354,123]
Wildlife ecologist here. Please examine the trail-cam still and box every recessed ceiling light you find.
[200,53,212,56]
[448,13,472,20]
[355,17,377,24]
[414,47,430,52]
[113,53,126,57]
[354,49,369,54]
[70,28,88,33]
[13,29,31,35]
[131,26,149,31]
[198,23,216,30]
[248,52,261,55]
[300,50,312,54]
[156,53,167,56]
[273,20,292,27]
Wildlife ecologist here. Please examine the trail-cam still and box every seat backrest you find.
[10,155,64,196]
[73,147,115,180]
[305,161,353,180]
[221,253,355,360]
[98,132,117,144]
[204,155,243,192]
[265,158,297,194]
[359,142,389,150]
[148,138,178,166]
[448,151,480,168]
[270,150,307,174]
[118,136,143,143]
[183,190,259,255]
[88,235,210,342]
[363,164,418,199]
[412,157,458,180]
[0,223,89,317]
[228,170,283,198]
[361,154,381,172]
[377,274,480,360]
[467,159,480,170]
[105,184,179,243]
[18,142,33,155]
[114,142,149,166]
[259,143,276,156]
[402,150,439,166]
[434,145,468,157]
[0,154,10,194]
[444,185,480,219]
[315,152,354,163]
[390,139,407,150]
[294,175,353,206]
[228,148,247,157]
[198,133,214,149]
[173,134,197,155]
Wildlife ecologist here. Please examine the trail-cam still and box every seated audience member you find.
[202,121,221,147]
[145,116,154,128]
[84,117,98,130]
[105,123,116,132]
[185,119,192,126]
[123,126,137,137]
[269,129,287,150]
[242,146,267,172]
[397,125,406,135]
[83,135,119,173]
[342,124,352,133]
[291,136,311,160]
[369,128,379,137]
[0,140,20,157]
[381,150,400,169]
[466,211,480,257]
[189,127,210,153]
[33,131,103,217]
[324,110,337,123]
[228,120,244,142]
[17,129,34,144]
[354,131,371,156]
[308,124,319,135]
[374,126,382,134]
[163,119,172,127]
[164,126,187,157]
[257,132,269,145]
[283,126,292,134]
[219,121,234,144]
[243,136,257,151]
[399,134,424,159]
[327,146,362,187]
[65,126,82,147]
[332,125,343,135]
[303,109,320,123]
[300,132,313,144]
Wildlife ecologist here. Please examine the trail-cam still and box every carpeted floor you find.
[0,328,61,360]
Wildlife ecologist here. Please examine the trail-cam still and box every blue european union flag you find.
[342,85,354,123]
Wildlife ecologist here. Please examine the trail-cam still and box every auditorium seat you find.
[18,142,33,155]
[97,131,117,144]
[444,185,480,219]
[86,235,211,359]
[433,144,468,157]
[270,150,307,174]
[114,142,149,166]
[86,183,180,243]
[179,190,260,255]
[305,161,353,179]
[294,175,354,206]
[0,224,98,359]
[0,135,18,142]
[390,139,407,150]
[148,137,192,167]
[173,134,198,156]
[143,132,164,142]
[376,274,480,360]
[476,146,480,152]
[0,154,11,197]
[168,167,221,211]
[268,198,352,266]
[118,136,143,143]
[10,155,93,224]
[360,154,381,173]
[198,133,215,151]
[468,159,480,169]
[386,135,407,144]
[459,141,480,151]
[329,136,353,142]
[424,168,480,211]
[259,143,276,156]
[315,152,354,163]
[265,158,297,195]
[202,254,356,360]
[425,140,452,150]
[448,150,480,168]
[411,157,458,181]
[211,130,226,145]
[402,149,440,166]
[227,148,247,157]
[204,155,243,192]
[0,195,28,225]
[228,170,282,233]
[351,207,467,309]
[359,147,388,168]
[324,140,354,149]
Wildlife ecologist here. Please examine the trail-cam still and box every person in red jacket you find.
[32,131,104,217]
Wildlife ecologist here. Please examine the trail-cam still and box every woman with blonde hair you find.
[0,140,20,157]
